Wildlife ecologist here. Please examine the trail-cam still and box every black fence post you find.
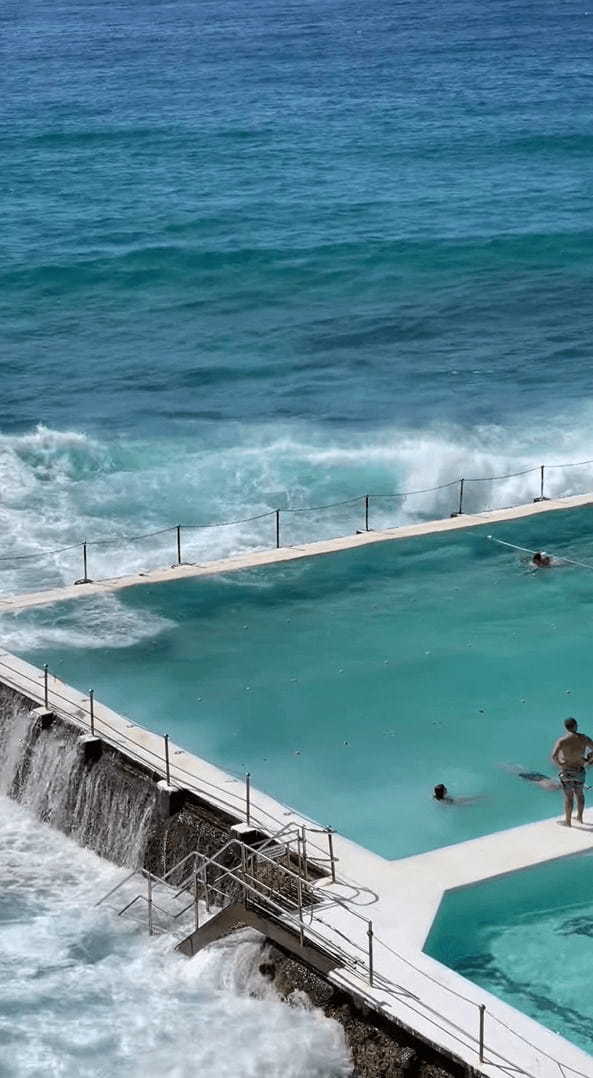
[534,464,548,502]
[89,689,95,736]
[364,495,369,531]
[74,541,92,585]
[275,510,280,549]
[164,734,171,786]
[479,1003,486,1063]
[367,921,374,987]
[43,664,49,709]
[176,525,182,565]
[451,479,464,517]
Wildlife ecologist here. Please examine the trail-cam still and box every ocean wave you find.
[6,228,593,294]
[0,420,592,604]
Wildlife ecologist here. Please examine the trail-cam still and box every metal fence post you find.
[301,825,309,882]
[364,495,369,531]
[80,540,91,583]
[43,664,49,709]
[89,689,95,736]
[479,1003,486,1062]
[327,827,336,883]
[203,865,211,913]
[297,874,304,947]
[164,734,171,786]
[176,525,182,565]
[245,771,251,824]
[367,920,374,986]
[458,478,464,515]
[193,856,200,932]
[534,464,548,502]
[275,510,280,549]
[240,843,247,904]
[147,872,154,936]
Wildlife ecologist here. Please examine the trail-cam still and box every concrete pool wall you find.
[2,488,593,615]
[1,648,593,1078]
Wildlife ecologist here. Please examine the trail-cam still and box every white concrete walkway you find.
[1,489,592,613]
[1,649,592,1078]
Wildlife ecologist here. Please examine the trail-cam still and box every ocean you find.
[3,0,593,1072]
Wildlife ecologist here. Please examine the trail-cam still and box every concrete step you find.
[176,901,341,976]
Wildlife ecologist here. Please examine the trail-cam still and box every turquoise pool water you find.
[7,505,593,859]
[424,852,593,1055]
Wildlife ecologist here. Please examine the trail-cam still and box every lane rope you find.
[487,534,593,571]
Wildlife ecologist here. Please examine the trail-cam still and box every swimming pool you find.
[5,504,593,859]
[424,852,593,1055]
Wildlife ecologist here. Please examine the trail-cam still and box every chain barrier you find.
[1,458,593,578]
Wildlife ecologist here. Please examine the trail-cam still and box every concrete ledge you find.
[1,489,592,614]
[31,706,54,729]
[2,652,593,1077]
[78,734,103,764]
[156,780,186,818]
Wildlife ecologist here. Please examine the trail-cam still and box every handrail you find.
[97,844,593,1078]
[0,655,336,867]
[5,665,593,1076]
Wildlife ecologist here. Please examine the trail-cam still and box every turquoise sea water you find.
[5,1,593,1069]
[11,504,593,859]
[425,852,593,1055]
[3,0,593,604]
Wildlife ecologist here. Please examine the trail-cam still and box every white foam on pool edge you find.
[0,592,176,653]
[0,796,352,1078]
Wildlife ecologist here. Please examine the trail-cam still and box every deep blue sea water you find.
[3,0,593,599]
[3,1,593,1070]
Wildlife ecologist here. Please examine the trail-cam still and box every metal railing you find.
[3,655,592,1077]
[97,832,593,1078]
[0,655,340,874]
[1,457,593,590]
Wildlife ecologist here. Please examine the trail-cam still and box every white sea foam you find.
[1,420,592,605]
[0,593,175,653]
[0,797,351,1078]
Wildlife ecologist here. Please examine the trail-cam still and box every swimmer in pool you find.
[433,784,481,805]
[551,717,593,827]
[503,764,560,791]
[532,551,552,568]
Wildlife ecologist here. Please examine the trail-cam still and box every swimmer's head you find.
[433,783,448,800]
[565,717,578,732]
[533,552,551,566]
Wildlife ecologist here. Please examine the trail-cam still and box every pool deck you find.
[1,488,592,613]
[1,648,593,1078]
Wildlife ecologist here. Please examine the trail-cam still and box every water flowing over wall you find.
[0,679,464,1078]
[0,686,155,867]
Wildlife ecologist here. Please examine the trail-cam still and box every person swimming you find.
[433,783,481,805]
[532,551,552,568]
[503,764,560,791]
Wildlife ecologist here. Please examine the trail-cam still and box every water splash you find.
[0,692,154,867]
[0,796,352,1077]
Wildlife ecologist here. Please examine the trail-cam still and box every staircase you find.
[96,825,346,975]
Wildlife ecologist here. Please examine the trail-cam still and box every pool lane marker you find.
[487,535,593,571]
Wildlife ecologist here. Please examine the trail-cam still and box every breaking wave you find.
[1,420,592,606]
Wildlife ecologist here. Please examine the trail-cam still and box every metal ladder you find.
[96,825,348,970]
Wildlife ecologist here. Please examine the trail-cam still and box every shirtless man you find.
[551,718,593,826]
